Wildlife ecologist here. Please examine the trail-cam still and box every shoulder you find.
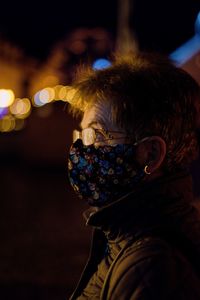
[105,236,200,299]
[112,235,175,283]
[120,235,173,266]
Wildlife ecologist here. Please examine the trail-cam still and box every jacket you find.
[70,171,200,299]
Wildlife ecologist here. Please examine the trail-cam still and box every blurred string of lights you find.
[0,58,112,133]
[1,8,200,134]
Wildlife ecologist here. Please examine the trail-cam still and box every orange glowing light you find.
[0,115,15,132]
[10,98,31,119]
[58,86,68,100]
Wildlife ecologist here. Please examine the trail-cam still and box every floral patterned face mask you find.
[68,139,146,207]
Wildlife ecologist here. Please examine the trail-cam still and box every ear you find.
[146,136,166,173]
[136,136,166,174]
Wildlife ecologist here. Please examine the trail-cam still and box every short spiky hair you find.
[68,53,200,171]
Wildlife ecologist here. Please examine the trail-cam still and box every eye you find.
[95,129,106,142]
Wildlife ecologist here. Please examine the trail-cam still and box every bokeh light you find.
[33,87,55,106]
[0,89,15,108]
[39,87,55,104]
[65,87,77,104]
[53,85,63,100]
[10,98,31,119]
[0,115,15,132]
[0,107,8,119]
[33,91,44,107]
[92,58,111,70]
[58,86,69,101]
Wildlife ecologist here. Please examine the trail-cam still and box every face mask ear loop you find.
[133,136,150,146]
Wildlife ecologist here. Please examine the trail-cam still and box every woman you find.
[67,53,200,299]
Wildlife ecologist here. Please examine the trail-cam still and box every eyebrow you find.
[80,121,98,129]
[80,120,107,130]
[80,121,94,128]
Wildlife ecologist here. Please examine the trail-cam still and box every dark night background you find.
[0,0,199,58]
[0,0,200,299]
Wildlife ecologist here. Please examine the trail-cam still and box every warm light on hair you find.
[62,86,88,112]
[68,53,200,170]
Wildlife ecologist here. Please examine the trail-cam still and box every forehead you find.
[80,102,112,129]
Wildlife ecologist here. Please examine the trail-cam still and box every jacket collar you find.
[85,171,193,223]
[84,171,200,245]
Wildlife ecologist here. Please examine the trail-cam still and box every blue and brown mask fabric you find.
[68,139,145,207]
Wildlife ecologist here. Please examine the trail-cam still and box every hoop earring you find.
[144,165,151,175]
